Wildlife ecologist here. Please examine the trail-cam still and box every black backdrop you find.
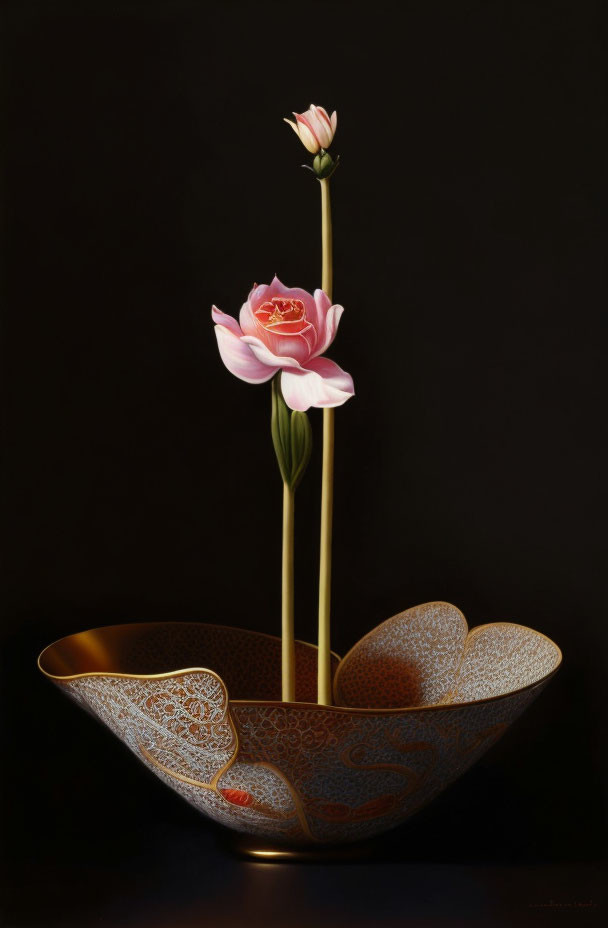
[2,1,606,926]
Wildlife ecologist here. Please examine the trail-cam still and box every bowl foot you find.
[219,830,381,863]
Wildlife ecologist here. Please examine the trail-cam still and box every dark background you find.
[1,0,606,925]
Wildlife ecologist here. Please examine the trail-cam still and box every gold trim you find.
[333,601,469,700]
[134,665,241,810]
[138,740,254,813]
[246,760,317,842]
[138,741,218,791]
[38,615,562,714]
[459,619,564,651]
[230,666,561,715]
[338,744,424,800]
[37,621,341,681]
[41,663,227,684]
[330,604,562,714]
[139,739,316,841]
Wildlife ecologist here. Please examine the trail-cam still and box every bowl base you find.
[220,831,381,863]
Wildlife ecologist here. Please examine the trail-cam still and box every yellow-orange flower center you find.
[256,297,306,327]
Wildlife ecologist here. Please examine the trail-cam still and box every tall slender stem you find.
[320,177,333,298]
[318,407,334,704]
[282,481,295,702]
[318,177,334,705]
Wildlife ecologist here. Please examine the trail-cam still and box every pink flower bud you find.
[284,104,337,154]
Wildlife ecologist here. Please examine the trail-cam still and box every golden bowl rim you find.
[37,616,562,716]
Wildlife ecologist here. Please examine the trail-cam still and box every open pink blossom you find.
[212,277,354,412]
[284,105,337,154]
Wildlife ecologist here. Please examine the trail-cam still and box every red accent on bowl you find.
[220,788,255,807]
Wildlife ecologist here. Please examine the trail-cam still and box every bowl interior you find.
[38,622,340,703]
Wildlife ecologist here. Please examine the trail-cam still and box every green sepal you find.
[271,376,312,490]
[290,409,312,490]
[312,149,340,180]
[271,376,291,484]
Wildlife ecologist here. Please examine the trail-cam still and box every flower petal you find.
[310,105,333,148]
[294,114,320,153]
[241,335,303,371]
[211,305,242,337]
[265,276,318,315]
[313,301,344,357]
[315,106,333,129]
[280,357,354,411]
[330,110,337,133]
[248,282,269,304]
[304,356,354,394]
[283,117,300,138]
[314,289,332,311]
[249,278,318,361]
[248,324,313,364]
[249,277,317,323]
[239,300,257,337]
[304,288,330,350]
[214,326,278,384]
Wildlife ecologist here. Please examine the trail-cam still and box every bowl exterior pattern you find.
[40,610,561,846]
[57,668,548,846]
[229,687,545,844]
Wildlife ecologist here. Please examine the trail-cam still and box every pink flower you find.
[284,105,337,154]
[212,277,354,412]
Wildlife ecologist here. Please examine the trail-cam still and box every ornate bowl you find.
[38,602,561,847]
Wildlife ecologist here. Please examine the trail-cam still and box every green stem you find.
[282,481,295,702]
[318,177,334,706]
